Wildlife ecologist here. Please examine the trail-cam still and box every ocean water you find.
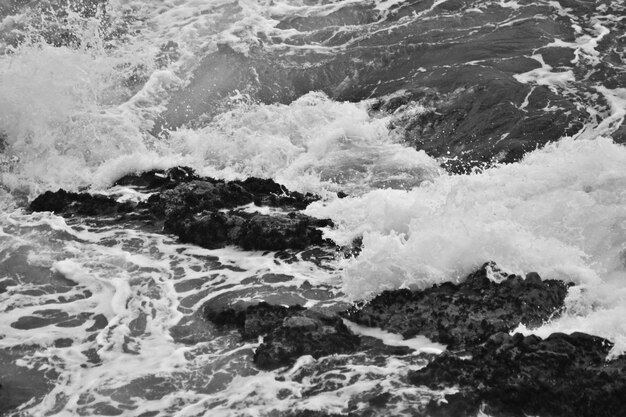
[0,0,625,415]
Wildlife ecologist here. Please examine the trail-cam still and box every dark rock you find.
[114,166,199,190]
[164,210,332,251]
[204,302,360,370]
[411,332,626,417]
[205,302,305,340]
[30,167,333,252]
[144,174,319,215]
[254,309,361,370]
[343,262,570,349]
[29,189,133,217]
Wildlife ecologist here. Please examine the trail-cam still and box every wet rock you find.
[30,167,333,252]
[204,302,360,370]
[254,312,360,370]
[205,302,304,340]
[143,174,319,216]
[114,166,199,190]
[411,332,626,417]
[165,210,332,251]
[29,189,133,217]
[343,262,570,349]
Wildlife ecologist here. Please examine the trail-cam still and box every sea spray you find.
[307,136,626,353]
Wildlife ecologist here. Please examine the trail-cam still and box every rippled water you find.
[0,0,625,415]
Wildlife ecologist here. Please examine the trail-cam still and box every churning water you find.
[0,0,625,415]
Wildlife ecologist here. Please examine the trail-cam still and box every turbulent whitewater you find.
[0,0,625,416]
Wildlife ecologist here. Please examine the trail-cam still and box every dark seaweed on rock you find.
[342,262,571,349]
[412,332,626,417]
[204,302,360,370]
[29,167,333,252]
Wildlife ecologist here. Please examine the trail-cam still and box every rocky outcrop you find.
[169,210,331,251]
[343,262,570,349]
[29,167,333,252]
[203,263,571,371]
[411,332,626,417]
[343,262,626,416]
[29,189,129,217]
[202,263,626,417]
[204,302,360,370]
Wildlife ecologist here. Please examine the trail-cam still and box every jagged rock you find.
[166,210,332,251]
[144,176,318,218]
[29,167,333,252]
[204,302,360,370]
[205,302,305,340]
[114,166,199,190]
[254,310,361,370]
[343,262,570,349]
[410,332,626,417]
[29,189,133,217]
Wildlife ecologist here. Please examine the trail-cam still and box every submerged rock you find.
[411,332,626,417]
[204,302,360,370]
[343,262,570,349]
[29,167,333,252]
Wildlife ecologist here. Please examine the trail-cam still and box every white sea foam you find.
[335,164,626,353]
[308,138,626,288]
[307,136,626,352]
[0,34,439,197]
[0,209,344,416]
[344,320,446,354]
[166,92,441,194]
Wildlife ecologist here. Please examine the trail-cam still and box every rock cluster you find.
[211,263,626,416]
[205,302,361,370]
[412,332,626,417]
[342,262,626,417]
[343,263,570,349]
[29,167,333,251]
